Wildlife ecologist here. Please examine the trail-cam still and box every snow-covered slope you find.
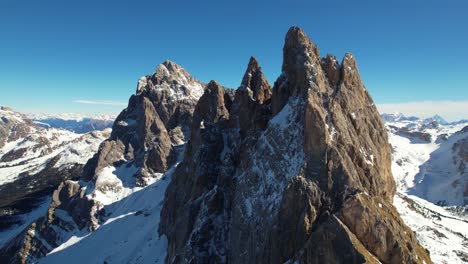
[0,123,110,187]
[385,113,468,263]
[0,107,110,246]
[0,61,205,264]
[37,154,182,264]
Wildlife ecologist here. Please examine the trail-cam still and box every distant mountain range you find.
[381,112,468,126]
[28,113,115,134]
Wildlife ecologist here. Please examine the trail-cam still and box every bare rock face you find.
[2,27,432,264]
[160,80,235,263]
[0,181,98,264]
[0,62,204,263]
[230,56,272,136]
[83,60,204,184]
[160,26,431,264]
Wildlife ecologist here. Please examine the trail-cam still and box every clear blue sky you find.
[1,0,467,119]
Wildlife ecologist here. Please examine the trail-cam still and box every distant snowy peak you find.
[381,112,466,126]
[26,113,115,134]
[427,114,448,125]
[28,112,116,122]
[137,60,205,101]
[381,112,419,123]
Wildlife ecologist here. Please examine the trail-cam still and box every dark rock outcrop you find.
[0,62,205,263]
[83,60,204,184]
[1,27,432,264]
[160,26,431,264]
[230,56,272,136]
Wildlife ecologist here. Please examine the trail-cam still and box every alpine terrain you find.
[0,106,109,254]
[384,113,468,263]
[3,26,462,263]
[29,113,115,134]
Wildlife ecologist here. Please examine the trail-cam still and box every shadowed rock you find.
[160,26,431,264]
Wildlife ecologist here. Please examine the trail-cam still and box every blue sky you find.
[1,0,467,120]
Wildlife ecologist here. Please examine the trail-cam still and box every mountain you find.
[0,107,109,250]
[381,112,420,123]
[29,113,115,134]
[0,61,206,264]
[0,27,437,263]
[426,114,448,125]
[384,113,468,263]
[160,26,429,264]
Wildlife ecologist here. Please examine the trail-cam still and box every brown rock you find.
[160,26,431,264]
[230,57,272,135]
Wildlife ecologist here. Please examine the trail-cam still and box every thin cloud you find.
[73,100,127,106]
[377,101,468,122]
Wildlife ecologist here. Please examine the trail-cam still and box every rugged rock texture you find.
[230,56,272,136]
[83,61,203,184]
[1,27,433,264]
[0,61,205,263]
[0,107,108,235]
[160,26,431,264]
[0,181,98,264]
[160,79,235,263]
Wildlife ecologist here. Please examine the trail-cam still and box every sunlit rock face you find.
[0,27,433,264]
[160,27,431,264]
[0,61,204,264]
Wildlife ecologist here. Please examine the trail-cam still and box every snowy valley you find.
[384,113,468,263]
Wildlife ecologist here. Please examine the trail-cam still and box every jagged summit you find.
[239,56,272,104]
[137,60,204,100]
[160,26,431,264]
[1,26,433,264]
[239,56,261,90]
[230,57,272,134]
[321,53,341,86]
[154,60,196,84]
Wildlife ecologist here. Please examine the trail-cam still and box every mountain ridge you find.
[0,27,434,264]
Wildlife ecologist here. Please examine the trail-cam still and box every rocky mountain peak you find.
[160,26,431,264]
[0,60,207,263]
[239,56,272,104]
[137,60,204,101]
[154,60,194,84]
[2,26,433,264]
[340,52,363,88]
[230,57,272,135]
[321,53,341,87]
[193,80,230,126]
[272,26,329,114]
[282,26,321,83]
